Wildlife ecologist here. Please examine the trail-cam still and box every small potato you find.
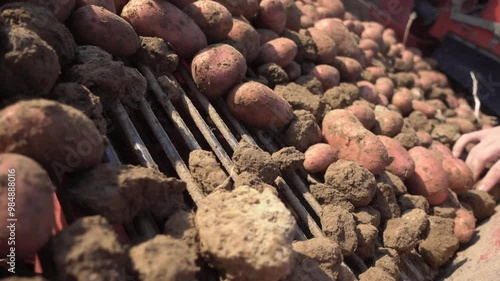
[316,0,345,18]
[357,81,379,104]
[192,44,247,98]
[255,38,297,68]
[184,1,233,42]
[446,117,476,134]
[378,136,415,179]
[303,143,338,173]
[454,208,476,243]
[0,100,105,176]
[257,28,279,45]
[310,65,340,89]
[121,0,207,58]
[346,102,375,130]
[375,77,395,99]
[412,100,436,118]
[284,2,301,31]
[358,38,380,53]
[322,109,390,174]
[71,5,139,57]
[429,142,474,193]
[362,66,385,83]
[75,0,116,13]
[284,61,301,81]
[391,88,414,115]
[332,56,362,82]
[306,27,337,65]
[314,19,360,59]
[416,131,433,147]
[257,0,286,34]
[0,153,55,258]
[372,106,404,137]
[227,82,294,128]
[226,18,260,62]
[405,146,449,205]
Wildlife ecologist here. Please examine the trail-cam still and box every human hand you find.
[452,126,500,192]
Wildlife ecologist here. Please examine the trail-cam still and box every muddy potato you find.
[184,1,233,42]
[225,18,260,62]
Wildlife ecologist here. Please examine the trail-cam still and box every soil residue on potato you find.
[189,150,229,195]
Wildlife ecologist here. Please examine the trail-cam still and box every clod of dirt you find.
[295,75,324,95]
[431,123,460,146]
[275,82,327,121]
[398,194,429,213]
[129,235,198,281]
[383,218,420,253]
[0,25,60,98]
[371,182,401,221]
[189,150,229,195]
[310,183,355,212]
[257,63,289,88]
[134,36,179,73]
[377,171,408,197]
[394,131,419,150]
[402,208,428,233]
[407,112,432,133]
[52,216,127,281]
[324,160,377,207]
[418,216,459,268]
[163,209,198,251]
[390,73,414,88]
[359,266,396,281]
[281,110,322,152]
[74,45,113,64]
[375,254,401,280]
[157,75,182,101]
[321,83,360,109]
[51,82,107,134]
[233,171,277,194]
[196,186,296,281]
[232,140,281,184]
[337,264,357,281]
[0,2,76,66]
[431,206,457,218]
[355,223,378,259]
[353,206,381,228]
[271,146,305,173]
[65,163,187,223]
[281,29,318,62]
[286,238,343,281]
[458,190,496,221]
[321,205,358,256]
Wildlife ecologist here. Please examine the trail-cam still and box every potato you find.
[284,61,301,81]
[378,136,415,179]
[4,0,76,21]
[0,100,105,177]
[257,28,279,45]
[192,44,246,98]
[314,19,361,59]
[284,1,301,31]
[405,146,449,206]
[372,106,404,137]
[75,0,116,12]
[305,27,337,65]
[454,208,476,243]
[391,88,414,115]
[412,100,436,118]
[71,5,139,57]
[316,0,345,18]
[300,15,314,29]
[310,65,340,89]
[346,102,375,130]
[446,117,476,134]
[357,81,379,104]
[322,109,390,174]
[121,0,207,58]
[361,66,385,83]
[256,0,286,34]
[0,153,55,258]
[255,38,297,67]
[418,70,448,87]
[213,0,258,17]
[375,77,395,99]
[359,38,380,54]
[416,131,433,147]
[183,1,233,42]
[169,0,195,9]
[114,0,129,13]
[227,82,294,128]
[429,142,474,193]
[378,94,389,106]
[303,143,338,173]
[226,18,260,62]
[332,56,362,82]
[297,3,318,20]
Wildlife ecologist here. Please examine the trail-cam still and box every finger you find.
[466,139,498,181]
[477,160,500,192]
[452,131,485,158]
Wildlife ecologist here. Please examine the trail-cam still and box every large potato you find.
[75,0,116,12]
[121,0,207,58]
[378,136,415,179]
[332,56,362,82]
[227,82,294,128]
[192,44,247,98]
[226,18,260,62]
[0,100,105,177]
[405,146,449,205]
[429,142,474,193]
[372,105,404,137]
[183,1,233,42]
[304,27,337,65]
[322,109,390,174]
[255,38,297,68]
[314,19,361,59]
[71,5,139,57]
[256,0,286,34]
[0,153,55,258]
[310,64,340,89]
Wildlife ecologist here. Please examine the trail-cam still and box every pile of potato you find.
[0,0,499,280]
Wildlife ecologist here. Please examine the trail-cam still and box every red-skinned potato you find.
[283,0,301,31]
[213,0,258,17]
[375,77,395,99]
[316,0,345,18]
[0,153,55,258]
[227,82,294,128]
[257,0,286,34]
[305,27,337,65]
[303,143,338,173]
[121,0,207,58]
[310,65,340,89]
[332,56,362,82]
[412,100,436,118]
[71,5,139,57]
[416,131,433,147]
[255,38,298,67]
[322,109,390,174]
[378,136,415,179]
[314,19,360,59]
[285,61,301,81]
[357,81,379,104]
[372,106,403,137]
[257,28,279,46]
[346,102,375,130]
[183,1,233,42]
[226,18,260,62]
[454,208,476,243]
[429,142,474,193]
[168,0,195,9]
[446,117,476,134]
[75,0,116,13]
[391,88,414,115]
[192,44,247,98]
[405,146,449,205]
